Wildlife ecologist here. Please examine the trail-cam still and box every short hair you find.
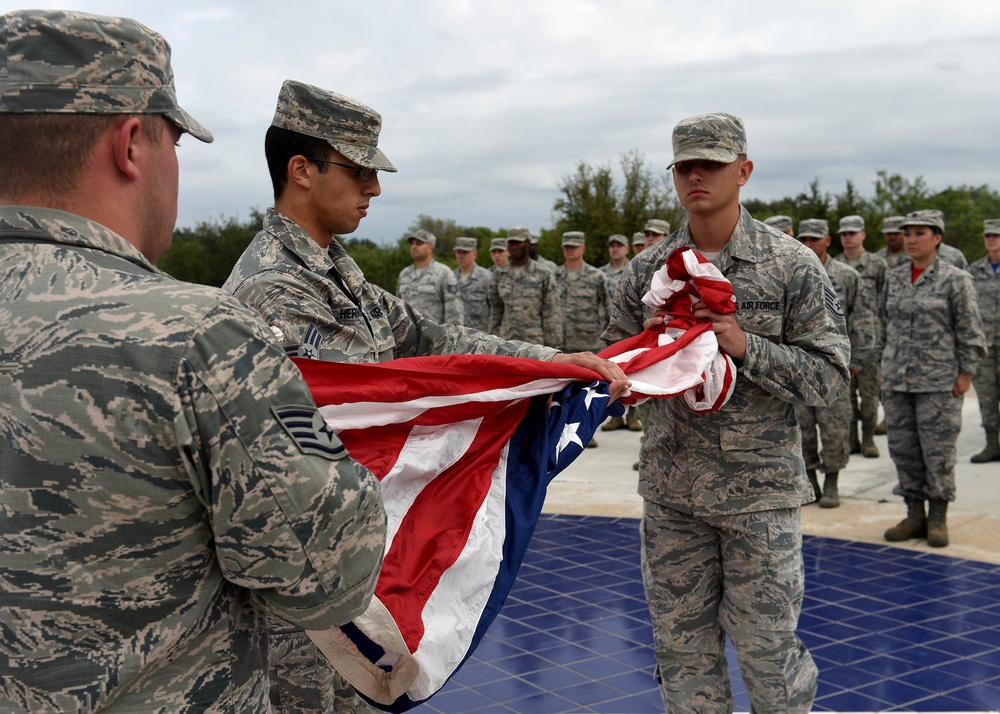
[0,114,163,201]
[264,125,335,200]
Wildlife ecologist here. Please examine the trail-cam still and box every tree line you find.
[157,154,1000,290]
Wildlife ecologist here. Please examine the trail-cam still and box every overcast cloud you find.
[30,0,1000,242]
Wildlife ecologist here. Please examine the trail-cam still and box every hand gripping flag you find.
[296,246,736,711]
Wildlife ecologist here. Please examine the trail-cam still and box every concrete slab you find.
[544,393,1000,564]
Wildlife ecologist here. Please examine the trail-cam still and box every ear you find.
[737,158,754,186]
[110,117,144,181]
[287,155,313,190]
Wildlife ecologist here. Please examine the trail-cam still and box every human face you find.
[562,244,585,265]
[885,230,904,252]
[672,157,752,217]
[984,233,1000,262]
[490,248,509,267]
[142,118,181,262]
[455,248,477,271]
[608,242,629,263]
[633,243,645,255]
[903,225,941,267]
[409,239,434,263]
[308,150,381,238]
[839,230,865,252]
[799,234,830,260]
[643,231,666,248]
[507,239,529,265]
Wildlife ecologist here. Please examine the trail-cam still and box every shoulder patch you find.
[284,324,323,360]
[823,284,845,319]
[272,405,347,460]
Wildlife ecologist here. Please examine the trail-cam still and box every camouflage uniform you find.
[397,259,464,325]
[454,263,493,333]
[604,207,849,714]
[878,257,986,501]
[877,241,970,272]
[796,254,876,479]
[875,247,911,269]
[490,260,564,348]
[0,206,386,713]
[968,236,1000,455]
[600,260,628,299]
[833,249,888,443]
[556,262,611,352]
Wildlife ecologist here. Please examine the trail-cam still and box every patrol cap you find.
[408,229,436,245]
[490,238,508,251]
[561,231,585,247]
[272,80,396,172]
[797,219,829,239]
[644,219,671,235]
[900,209,945,232]
[984,219,1000,236]
[608,234,628,246]
[0,9,212,142]
[764,215,793,233]
[838,215,865,233]
[507,226,532,243]
[454,236,478,251]
[632,231,646,247]
[529,231,540,245]
[881,216,905,233]
[668,112,746,168]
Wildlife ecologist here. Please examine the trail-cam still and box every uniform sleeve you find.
[441,268,464,326]
[542,270,565,349]
[951,272,988,376]
[740,257,851,408]
[176,301,386,629]
[488,272,503,335]
[597,271,611,333]
[602,257,647,346]
[847,273,877,369]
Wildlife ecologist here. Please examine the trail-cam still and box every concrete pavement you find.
[543,392,1000,565]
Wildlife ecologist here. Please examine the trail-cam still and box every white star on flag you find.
[555,421,584,457]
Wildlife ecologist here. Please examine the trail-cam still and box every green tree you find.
[157,211,262,286]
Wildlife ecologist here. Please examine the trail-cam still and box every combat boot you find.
[927,499,949,547]
[626,409,642,432]
[806,469,821,503]
[970,431,1000,463]
[819,472,840,508]
[849,423,861,454]
[601,416,625,432]
[884,498,927,541]
[873,420,886,435]
[861,425,880,458]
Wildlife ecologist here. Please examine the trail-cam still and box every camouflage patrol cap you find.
[668,112,746,168]
[900,209,944,232]
[984,219,1000,236]
[0,9,212,142]
[632,231,646,247]
[408,229,436,245]
[529,231,540,245]
[608,234,628,246]
[644,219,671,235]
[797,219,829,239]
[490,238,508,251]
[764,215,793,233]
[272,80,396,172]
[561,231,585,247]
[838,215,865,233]
[507,226,532,243]
[454,236,478,251]
[881,216,905,233]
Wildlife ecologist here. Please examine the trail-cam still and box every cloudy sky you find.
[29,0,1000,243]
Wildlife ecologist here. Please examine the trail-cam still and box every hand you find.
[953,373,972,397]
[643,311,667,331]
[692,301,747,361]
[553,352,631,402]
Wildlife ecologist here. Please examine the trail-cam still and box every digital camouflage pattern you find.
[641,502,817,714]
[667,112,747,168]
[796,218,828,239]
[879,258,986,504]
[833,249,888,430]
[0,9,211,142]
[599,260,628,300]
[0,206,386,713]
[644,219,671,235]
[454,263,493,332]
[271,80,396,172]
[555,262,611,352]
[602,208,851,515]
[969,251,1000,438]
[763,215,793,233]
[876,247,910,269]
[489,260,564,348]
[397,260,464,325]
[837,215,865,233]
[224,209,556,364]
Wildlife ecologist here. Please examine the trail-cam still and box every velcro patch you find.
[823,284,845,319]
[272,405,347,460]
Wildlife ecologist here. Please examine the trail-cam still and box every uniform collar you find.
[264,207,340,274]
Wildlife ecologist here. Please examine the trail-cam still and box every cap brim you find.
[329,140,397,172]
[667,147,738,169]
[165,108,213,143]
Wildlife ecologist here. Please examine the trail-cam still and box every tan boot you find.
[861,425,880,459]
[626,409,642,432]
[819,472,840,508]
[601,416,625,432]
[970,431,1000,463]
[927,500,949,547]
[873,420,886,435]
[885,498,927,541]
